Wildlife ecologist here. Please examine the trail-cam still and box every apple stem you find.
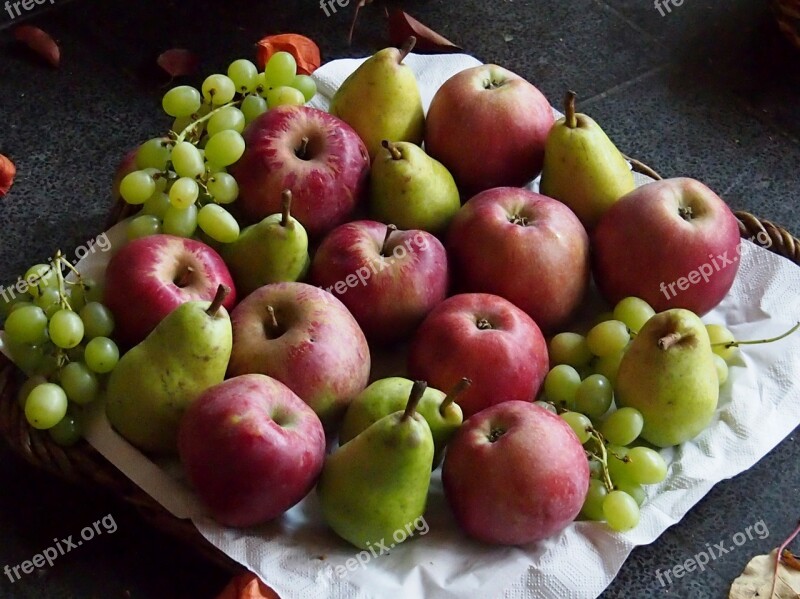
[381,224,397,256]
[441,378,471,415]
[382,140,402,160]
[564,91,578,129]
[658,331,688,350]
[399,36,416,63]
[175,266,194,288]
[281,190,292,227]
[206,284,230,316]
[296,136,310,160]
[402,380,427,422]
[266,305,279,332]
[714,322,800,349]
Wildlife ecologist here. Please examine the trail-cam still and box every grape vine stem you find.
[175,100,242,144]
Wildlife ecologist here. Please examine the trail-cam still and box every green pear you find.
[105,285,232,454]
[615,308,718,447]
[317,381,433,549]
[330,37,424,160]
[222,190,309,295]
[370,140,461,234]
[339,376,468,468]
[540,91,635,229]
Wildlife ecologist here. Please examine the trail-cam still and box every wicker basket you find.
[774,0,800,49]
[1,161,799,580]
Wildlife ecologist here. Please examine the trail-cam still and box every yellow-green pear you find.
[540,91,635,229]
[105,285,232,454]
[615,308,718,447]
[329,37,424,160]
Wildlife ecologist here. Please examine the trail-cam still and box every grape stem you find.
[175,99,242,144]
[712,322,800,348]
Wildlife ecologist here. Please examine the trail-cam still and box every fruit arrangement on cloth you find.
[2,35,798,562]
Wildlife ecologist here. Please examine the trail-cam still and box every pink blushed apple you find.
[309,220,449,345]
[425,64,554,196]
[407,293,549,418]
[443,401,590,545]
[104,234,236,347]
[232,105,370,237]
[447,187,590,333]
[591,177,741,315]
[227,282,370,430]
[178,374,326,528]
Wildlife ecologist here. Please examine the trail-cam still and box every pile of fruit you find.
[2,35,794,553]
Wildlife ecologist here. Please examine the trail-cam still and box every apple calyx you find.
[295,136,310,160]
[399,36,417,63]
[175,265,195,288]
[564,90,578,129]
[441,377,472,415]
[508,213,530,227]
[678,205,694,222]
[487,427,506,443]
[476,318,493,330]
[381,224,398,256]
[382,140,403,161]
[402,380,428,422]
[281,190,293,227]
[206,284,230,316]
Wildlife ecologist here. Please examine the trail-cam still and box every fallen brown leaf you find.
[13,25,60,68]
[783,549,800,571]
[156,48,199,78]
[388,10,461,53]
[729,549,800,598]
[0,154,15,197]
[255,33,321,75]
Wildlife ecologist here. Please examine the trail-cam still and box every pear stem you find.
[266,305,279,332]
[381,224,397,256]
[206,285,230,316]
[658,331,688,350]
[713,322,800,348]
[402,380,427,422]
[441,378,471,415]
[382,140,402,160]
[399,36,416,63]
[281,190,292,227]
[564,91,578,129]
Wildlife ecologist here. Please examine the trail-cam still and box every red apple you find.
[104,234,236,347]
[178,374,326,528]
[309,220,449,344]
[408,293,548,418]
[227,282,370,430]
[592,177,741,315]
[232,105,370,237]
[443,401,589,545]
[425,64,554,195]
[447,187,590,333]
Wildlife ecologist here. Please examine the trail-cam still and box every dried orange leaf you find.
[0,154,16,197]
[729,549,800,599]
[215,572,280,599]
[388,10,461,53]
[157,48,199,78]
[783,549,800,571]
[255,33,321,75]
[13,25,60,68]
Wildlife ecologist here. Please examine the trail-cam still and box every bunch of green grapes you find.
[1,256,120,446]
[120,52,317,245]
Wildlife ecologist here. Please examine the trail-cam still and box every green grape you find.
[163,204,198,238]
[59,361,99,405]
[560,411,591,444]
[207,172,239,204]
[34,353,59,378]
[614,480,646,506]
[603,490,640,532]
[49,414,82,446]
[84,337,119,373]
[543,364,581,409]
[533,400,557,414]
[207,106,246,136]
[49,309,85,349]
[549,332,592,368]
[6,342,45,375]
[127,214,162,240]
[587,320,631,357]
[575,374,613,419]
[607,445,632,485]
[66,285,85,312]
[205,130,245,167]
[613,297,655,333]
[80,277,103,304]
[264,51,297,87]
[254,72,269,97]
[172,115,192,135]
[17,375,47,408]
[143,169,167,193]
[291,74,317,102]
[266,86,306,108]
[626,446,668,485]
[169,177,199,209]
[198,204,240,243]
[581,479,609,521]
[9,301,33,313]
[24,263,57,297]
[202,74,236,105]
[706,324,737,362]
[593,350,625,387]
[228,59,258,92]
[34,287,60,311]
[79,302,114,339]
[713,353,728,385]
[162,85,202,118]
[171,141,205,179]
[588,458,603,479]
[119,170,156,205]
[24,383,68,430]
[136,137,172,170]
[5,305,48,344]
[142,192,171,218]
[241,94,268,123]
[600,407,644,446]
[1,292,32,319]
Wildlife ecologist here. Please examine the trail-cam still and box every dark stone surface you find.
[0,0,798,597]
